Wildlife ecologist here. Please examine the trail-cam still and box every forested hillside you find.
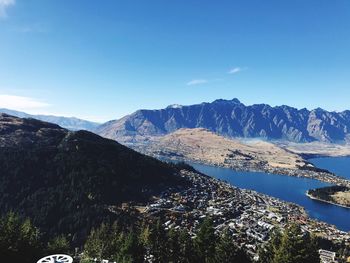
[0,114,186,243]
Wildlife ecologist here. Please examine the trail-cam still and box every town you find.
[139,170,350,261]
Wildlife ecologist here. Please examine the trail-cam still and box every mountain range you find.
[0,108,99,131]
[3,98,350,144]
[96,99,350,144]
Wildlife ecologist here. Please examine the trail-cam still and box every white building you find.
[319,249,338,263]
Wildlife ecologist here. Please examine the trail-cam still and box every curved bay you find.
[190,159,350,232]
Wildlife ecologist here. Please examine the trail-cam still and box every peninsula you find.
[132,128,350,187]
[307,186,350,209]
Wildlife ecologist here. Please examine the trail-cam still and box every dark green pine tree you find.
[83,222,123,261]
[149,219,168,262]
[139,222,151,258]
[259,224,321,263]
[215,229,251,263]
[271,224,320,263]
[258,230,282,263]
[178,229,196,263]
[117,231,144,263]
[83,223,110,260]
[194,218,216,263]
[306,233,322,263]
[167,228,181,263]
[0,212,42,263]
[46,235,70,255]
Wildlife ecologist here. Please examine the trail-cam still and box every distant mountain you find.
[0,108,99,131]
[97,99,350,143]
[0,114,186,243]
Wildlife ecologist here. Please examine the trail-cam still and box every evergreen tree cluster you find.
[2,212,349,263]
[82,218,251,263]
[308,186,350,203]
[258,224,320,263]
[0,212,70,263]
[0,115,188,244]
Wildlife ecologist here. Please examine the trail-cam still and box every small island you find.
[307,185,350,208]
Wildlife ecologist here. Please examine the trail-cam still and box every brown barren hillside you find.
[137,128,308,170]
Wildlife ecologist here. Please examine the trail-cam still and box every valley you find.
[2,113,350,262]
[3,1,350,261]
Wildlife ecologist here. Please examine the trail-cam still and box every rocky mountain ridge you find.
[97,99,350,143]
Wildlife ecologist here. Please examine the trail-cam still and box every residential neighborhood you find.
[140,170,350,261]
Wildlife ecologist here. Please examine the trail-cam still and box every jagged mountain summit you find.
[0,108,99,131]
[96,98,350,143]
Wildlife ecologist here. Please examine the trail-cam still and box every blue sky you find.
[0,0,349,122]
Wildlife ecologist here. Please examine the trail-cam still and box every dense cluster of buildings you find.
[142,170,350,260]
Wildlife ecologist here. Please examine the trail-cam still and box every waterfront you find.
[189,161,350,232]
[142,169,350,258]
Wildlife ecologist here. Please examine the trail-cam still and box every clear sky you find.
[0,0,349,122]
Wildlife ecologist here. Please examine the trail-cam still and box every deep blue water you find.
[310,157,350,179]
[189,160,350,232]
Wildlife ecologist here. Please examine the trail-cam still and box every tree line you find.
[3,212,350,263]
[81,218,251,263]
[0,212,70,263]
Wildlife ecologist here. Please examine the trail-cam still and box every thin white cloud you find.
[228,67,247,74]
[0,0,15,18]
[187,79,208,86]
[0,94,50,111]
[12,24,48,33]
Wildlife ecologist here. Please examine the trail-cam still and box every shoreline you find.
[306,191,350,210]
[158,155,350,187]
[144,169,350,254]
[299,153,350,160]
[159,154,350,233]
[131,140,350,187]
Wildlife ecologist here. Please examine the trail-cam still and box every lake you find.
[188,157,350,232]
[310,156,350,180]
